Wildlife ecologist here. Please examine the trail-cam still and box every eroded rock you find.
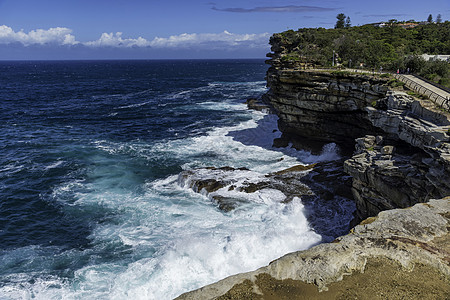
[177,165,316,212]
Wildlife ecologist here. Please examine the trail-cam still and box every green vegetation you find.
[388,78,405,88]
[335,13,346,29]
[331,70,351,76]
[406,90,429,100]
[281,53,300,62]
[271,21,450,87]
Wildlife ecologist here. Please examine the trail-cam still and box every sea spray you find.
[0,60,354,300]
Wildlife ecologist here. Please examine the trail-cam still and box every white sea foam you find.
[117,100,152,109]
[44,160,64,171]
[0,80,349,300]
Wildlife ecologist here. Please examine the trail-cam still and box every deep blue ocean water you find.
[0,60,354,299]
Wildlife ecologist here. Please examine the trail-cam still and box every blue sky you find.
[0,0,449,60]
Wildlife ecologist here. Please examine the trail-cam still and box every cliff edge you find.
[264,36,450,222]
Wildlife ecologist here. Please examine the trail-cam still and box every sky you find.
[0,0,449,60]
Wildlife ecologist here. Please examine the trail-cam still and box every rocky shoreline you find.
[176,36,450,299]
[177,198,449,300]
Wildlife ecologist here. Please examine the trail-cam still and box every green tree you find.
[345,16,352,28]
[404,55,426,73]
[335,13,346,29]
[436,14,442,23]
[427,14,433,23]
[424,59,449,78]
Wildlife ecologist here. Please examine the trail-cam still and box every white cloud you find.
[0,25,78,46]
[148,31,271,49]
[0,25,270,50]
[84,32,151,47]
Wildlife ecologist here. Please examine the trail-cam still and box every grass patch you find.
[281,53,301,62]
[388,78,405,88]
[331,70,352,76]
[406,90,429,100]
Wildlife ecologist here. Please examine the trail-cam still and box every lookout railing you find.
[393,74,450,112]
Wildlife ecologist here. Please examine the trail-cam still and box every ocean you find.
[0,60,355,299]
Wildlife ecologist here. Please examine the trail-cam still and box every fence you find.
[393,74,450,111]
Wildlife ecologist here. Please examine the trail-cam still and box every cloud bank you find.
[212,5,335,13]
[0,25,78,46]
[0,25,270,50]
[362,14,409,18]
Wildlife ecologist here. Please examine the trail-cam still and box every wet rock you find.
[177,164,328,212]
[272,164,316,175]
[211,196,247,212]
[194,179,227,194]
[238,181,271,193]
[245,97,271,112]
[381,145,394,155]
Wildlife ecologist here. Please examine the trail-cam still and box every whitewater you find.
[0,60,354,299]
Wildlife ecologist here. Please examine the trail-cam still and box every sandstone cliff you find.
[264,40,450,221]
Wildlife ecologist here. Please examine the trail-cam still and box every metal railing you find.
[393,74,450,111]
[413,74,450,94]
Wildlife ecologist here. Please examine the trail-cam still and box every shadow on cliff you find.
[227,113,356,242]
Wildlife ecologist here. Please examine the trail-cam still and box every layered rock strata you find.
[344,91,450,221]
[176,198,450,299]
[263,69,387,146]
[265,45,450,220]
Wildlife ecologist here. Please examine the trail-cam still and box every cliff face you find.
[264,68,387,146]
[264,41,450,222]
[344,92,450,221]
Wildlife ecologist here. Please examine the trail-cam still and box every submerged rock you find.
[177,164,318,212]
[272,164,316,175]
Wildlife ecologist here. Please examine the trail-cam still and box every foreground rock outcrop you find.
[343,91,450,221]
[177,198,450,299]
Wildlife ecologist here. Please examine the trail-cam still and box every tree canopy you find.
[335,13,346,29]
[272,21,450,87]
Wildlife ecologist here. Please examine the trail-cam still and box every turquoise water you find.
[0,60,354,299]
